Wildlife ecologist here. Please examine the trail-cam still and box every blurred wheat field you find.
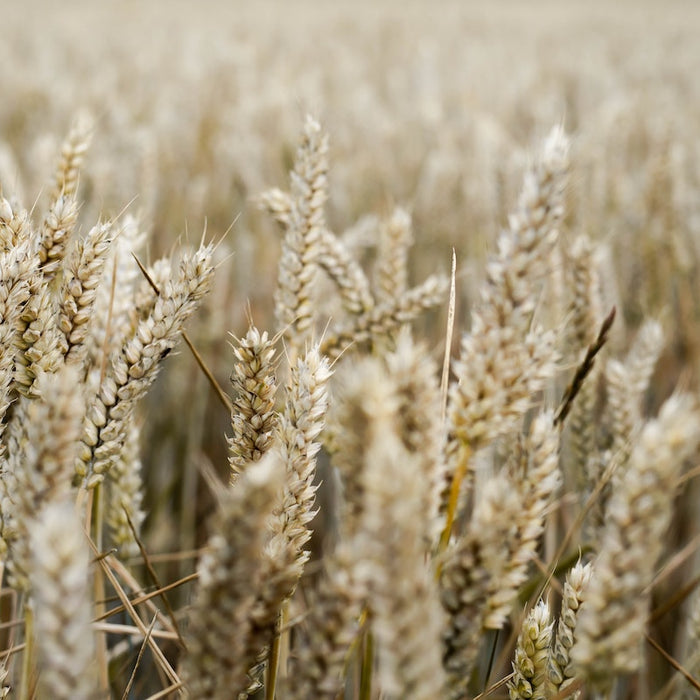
[2,1,700,698]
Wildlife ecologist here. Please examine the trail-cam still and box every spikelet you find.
[317,227,374,316]
[360,396,445,700]
[2,365,84,591]
[105,421,144,556]
[440,474,521,698]
[547,561,592,696]
[274,116,328,355]
[508,601,553,700]
[571,394,700,689]
[604,318,664,463]
[386,329,445,544]
[58,220,114,365]
[447,127,568,454]
[77,243,214,486]
[87,214,148,365]
[227,326,278,481]
[484,411,561,629]
[287,541,365,699]
[242,347,332,681]
[0,238,37,441]
[39,193,79,280]
[30,499,96,699]
[321,273,448,359]
[12,281,64,399]
[264,345,331,590]
[327,356,392,538]
[183,454,282,699]
[0,195,29,250]
[375,206,413,305]
[51,112,93,202]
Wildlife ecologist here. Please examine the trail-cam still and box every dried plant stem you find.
[360,630,374,700]
[265,612,283,700]
[555,307,616,427]
[18,605,33,700]
[92,482,110,692]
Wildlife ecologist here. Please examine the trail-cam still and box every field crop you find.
[1,1,700,698]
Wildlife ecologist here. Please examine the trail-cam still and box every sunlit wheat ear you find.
[484,410,561,629]
[38,193,79,280]
[604,318,664,464]
[105,421,144,556]
[0,195,30,249]
[2,365,84,592]
[571,393,700,690]
[12,283,64,399]
[547,561,592,697]
[508,600,553,700]
[261,186,372,317]
[447,127,568,456]
[320,272,448,359]
[227,325,278,482]
[288,540,366,700]
[30,499,96,699]
[327,356,394,538]
[182,453,282,699]
[265,345,331,587]
[361,401,445,700]
[374,206,413,305]
[241,346,332,684]
[582,318,665,549]
[274,115,328,355]
[386,328,445,544]
[87,214,147,365]
[58,220,114,365]
[51,111,93,202]
[77,242,214,487]
[0,238,37,442]
[440,473,521,698]
[317,227,373,316]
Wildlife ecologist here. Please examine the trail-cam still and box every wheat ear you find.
[287,540,366,699]
[274,116,328,355]
[182,454,282,699]
[0,195,29,250]
[38,193,79,280]
[484,411,561,629]
[571,393,700,690]
[2,365,84,592]
[241,347,332,687]
[51,111,93,202]
[77,243,214,486]
[440,473,521,698]
[30,499,96,699]
[58,220,114,365]
[508,600,553,700]
[360,384,445,700]
[104,421,144,556]
[547,561,592,696]
[227,326,278,482]
[447,126,568,455]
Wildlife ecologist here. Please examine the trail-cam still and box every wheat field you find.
[1,1,700,698]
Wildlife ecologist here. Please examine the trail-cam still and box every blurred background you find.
[2,4,700,689]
